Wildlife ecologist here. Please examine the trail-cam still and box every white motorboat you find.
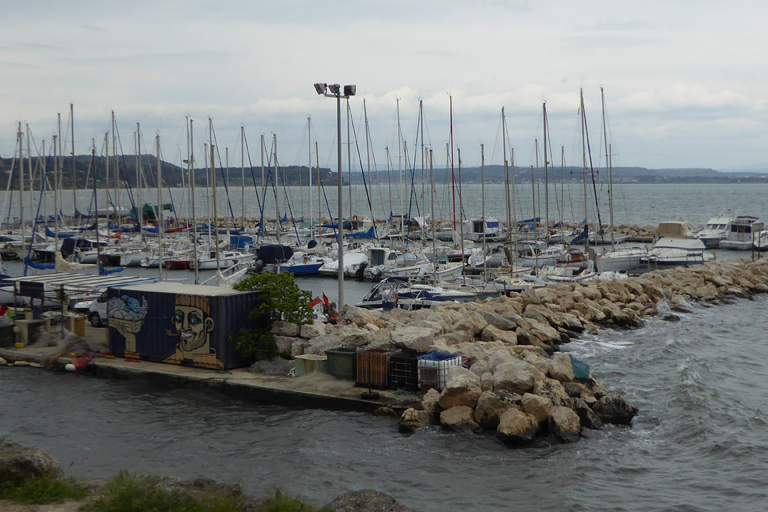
[194,250,255,270]
[641,237,710,269]
[695,214,734,249]
[719,216,763,250]
[595,247,648,273]
[356,277,476,310]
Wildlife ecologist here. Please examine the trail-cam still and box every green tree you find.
[231,272,313,362]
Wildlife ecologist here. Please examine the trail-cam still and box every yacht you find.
[357,277,476,310]
[719,216,763,250]
[696,214,734,248]
[641,237,709,269]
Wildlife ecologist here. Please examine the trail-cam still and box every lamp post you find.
[314,82,356,309]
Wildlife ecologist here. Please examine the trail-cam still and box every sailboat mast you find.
[543,102,550,245]
[94,140,101,267]
[241,126,246,229]
[307,117,312,238]
[70,104,77,214]
[346,98,352,221]
[260,135,265,239]
[53,134,59,243]
[458,148,465,285]
[273,134,280,244]
[502,108,513,269]
[112,111,119,226]
[420,100,425,201]
[481,143,486,275]
[450,96,456,231]
[17,124,24,251]
[580,89,590,252]
[156,134,164,280]
[430,149,436,281]
[397,97,403,236]
[531,165,538,272]
[136,123,143,228]
[211,139,221,278]
[190,119,199,284]
[601,86,615,250]
[315,141,321,239]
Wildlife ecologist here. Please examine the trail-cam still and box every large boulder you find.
[391,326,436,352]
[399,408,431,433]
[570,398,604,430]
[300,321,326,339]
[480,325,518,344]
[521,393,553,423]
[453,310,488,336]
[493,358,544,395]
[0,443,60,485]
[340,305,383,328]
[547,406,581,443]
[274,335,300,355]
[473,390,521,430]
[548,354,575,383]
[481,311,518,331]
[421,388,441,417]
[271,320,300,337]
[440,406,479,432]
[438,367,482,409]
[496,409,540,444]
[592,396,638,425]
[532,378,571,406]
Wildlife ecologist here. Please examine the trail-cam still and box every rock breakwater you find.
[272,258,768,444]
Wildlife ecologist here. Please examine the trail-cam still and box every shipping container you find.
[107,283,262,370]
[418,353,463,393]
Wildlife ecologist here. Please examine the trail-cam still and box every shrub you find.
[231,273,313,362]
[0,474,88,504]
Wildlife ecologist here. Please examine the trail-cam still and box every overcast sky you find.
[1,0,765,172]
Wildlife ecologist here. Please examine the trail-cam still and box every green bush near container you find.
[0,474,88,505]
[231,273,313,363]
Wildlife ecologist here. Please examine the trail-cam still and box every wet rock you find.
[481,311,518,331]
[473,390,521,430]
[373,407,399,418]
[453,310,488,336]
[547,406,582,443]
[592,395,638,425]
[327,489,419,512]
[662,314,681,322]
[496,409,540,445]
[440,406,479,432]
[438,366,482,409]
[0,442,60,485]
[399,408,431,433]
[570,398,604,430]
[422,388,441,417]
[248,358,294,376]
[533,377,571,406]
[0,357,6,365]
[271,320,300,337]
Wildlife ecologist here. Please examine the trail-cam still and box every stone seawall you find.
[276,257,768,444]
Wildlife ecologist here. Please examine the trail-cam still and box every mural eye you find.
[189,313,202,325]
[173,311,184,323]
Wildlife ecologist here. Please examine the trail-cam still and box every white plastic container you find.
[417,355,463,392]
[294,354,328,376]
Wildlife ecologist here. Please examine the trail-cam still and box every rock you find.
[480,325,518,344]
[363,323,380,332]
[0,357,6,365]
[548,354,575,383]
[547,406,582,443]
[248,358,294,376]
[327,489,418,512]
[592,395,638,425]
[438,366,482,409]
[433,330,475,346]
[440,406,479,431]
[271,320,300,337]
[274,335,300,355]
[340,305,382,328]
[532,377,570,406]
[521,393,552,423]
[422,388,441,417]
[481,311,518,331]
[0,443,60,485]
[300,321,326,339]
[480,372,494,392]
[570,398,604,430]
[493,358,544,395]
[373,407,399,418]
[290,340,306,357]
[391,326,436,352]
[399,408,431,433]
[473,390,521,430]
[662,314,681,322]
[453,310,488,336]
[496,409,540,444]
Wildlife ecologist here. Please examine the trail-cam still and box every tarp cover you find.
[570,355,591,380]
[420,352,458,361]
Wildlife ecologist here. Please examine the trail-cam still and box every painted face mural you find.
[171,295,214,353]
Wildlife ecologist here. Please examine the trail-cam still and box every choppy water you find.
[2,294,768,511]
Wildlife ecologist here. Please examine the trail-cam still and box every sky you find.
[1,0,766,172]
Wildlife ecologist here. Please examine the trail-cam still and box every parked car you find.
[88,292,108,327]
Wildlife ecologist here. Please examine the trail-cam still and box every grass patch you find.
[81,472,246,512]
[0,474,88,504]
[261,488,334,512]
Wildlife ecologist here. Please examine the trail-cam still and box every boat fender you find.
[352,215,358,220]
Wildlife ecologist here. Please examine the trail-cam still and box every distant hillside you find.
[0,155,341,190]
[347,165,768,184]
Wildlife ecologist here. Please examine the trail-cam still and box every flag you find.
[0,304,7,316]
[308,297,321,308]
[322,293,330,306]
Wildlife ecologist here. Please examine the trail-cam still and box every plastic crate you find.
[418,354,463,393]
[356,348,399,388]
[389,350,425,391]
[325,347,357,380]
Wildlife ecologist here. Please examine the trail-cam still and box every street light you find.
[314,82,356,310]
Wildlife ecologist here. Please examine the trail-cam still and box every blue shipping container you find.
[107,282,262,370]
